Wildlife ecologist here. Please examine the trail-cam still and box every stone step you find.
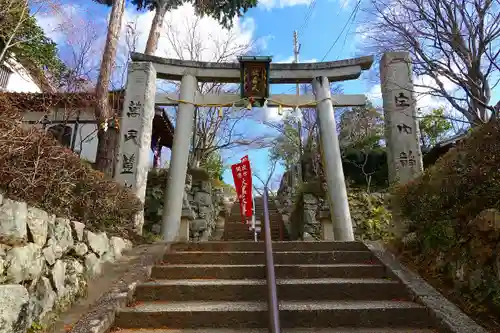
[224,224,283,231]
[114,300,433,329]
[162,251,374,265]
[223,232,286,241]
[222,226,283,234]
[223,229,283,237]
[225,222,282,227]
[225,216,281,223]
[257,213,283,220]
[151,263,389,280]
[170,241,368,252]
[229,206,279,211]
[223,235,284,241]
[225,217,283,225]
[223,222,283,228]
[231,206,279,210]
[113,328,438,333]
[133,278,408,302]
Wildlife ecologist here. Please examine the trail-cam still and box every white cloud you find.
[259,0,311,10]
[37,3,259,86]
[276,56,317,63]
[256,105,302,123]
[119,4,256,61]
[367,84,382,102]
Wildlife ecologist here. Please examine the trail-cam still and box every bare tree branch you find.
[359,0,500,124]
[161,17,273,167]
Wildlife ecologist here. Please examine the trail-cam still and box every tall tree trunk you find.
[146,3,168,170]
[153,137,161,168]
[94,0,126,176]
[144,4,168,55]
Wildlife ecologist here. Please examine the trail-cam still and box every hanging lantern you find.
[238,56,272,107]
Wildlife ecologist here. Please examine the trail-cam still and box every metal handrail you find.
[262,187,281,333]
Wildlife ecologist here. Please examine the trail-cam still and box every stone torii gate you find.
[114,51,422,242]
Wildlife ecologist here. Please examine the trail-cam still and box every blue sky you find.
[36,0,499,191]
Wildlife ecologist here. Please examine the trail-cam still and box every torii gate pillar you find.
[161,74,198,242]
[313,76,355,241]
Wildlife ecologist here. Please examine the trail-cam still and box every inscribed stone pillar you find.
[380,52,423,185]
[114,61,157,234]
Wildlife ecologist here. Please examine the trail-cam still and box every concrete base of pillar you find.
[178,218,190,242]
[320,219,334,241]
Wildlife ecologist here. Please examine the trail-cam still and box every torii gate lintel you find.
[130,52,374,84]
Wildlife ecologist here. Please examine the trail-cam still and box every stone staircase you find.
[223,197,289,241]
[112,241,440,332]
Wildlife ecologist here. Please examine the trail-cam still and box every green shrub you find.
[348,190,392,241]
[393,120,500,228]
[0,96,142,239]
[392,120,500,316]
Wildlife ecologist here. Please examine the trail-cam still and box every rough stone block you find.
[71,221,85,242]
[194,191,212,206]
[5,243,44,283]
[26,206,49,247]
[73,242,88,257]
[199,180,212,193]
[188,167,210,181]
[109,237,128,260]
[43,240,63,266]
[84,253,102,278]
[30,276,56,323]
[85,231,109,257]
[0,284,31,333]
[190,219,208,232]
[0,199,28,246]
[197,205,213,219]
[184,173,193,191]
[48,218,74,254]
[51,259,66,296]
[64,258,84,288]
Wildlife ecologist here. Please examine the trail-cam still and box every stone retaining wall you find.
[276,164,390,240]
[146,169,226,241]
[0,193,132,333]
[185,172,225,240]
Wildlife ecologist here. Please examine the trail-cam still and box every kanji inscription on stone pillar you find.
[115,61,157,233]
[380,52,423,185]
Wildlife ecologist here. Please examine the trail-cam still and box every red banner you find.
[231,158,253,223]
